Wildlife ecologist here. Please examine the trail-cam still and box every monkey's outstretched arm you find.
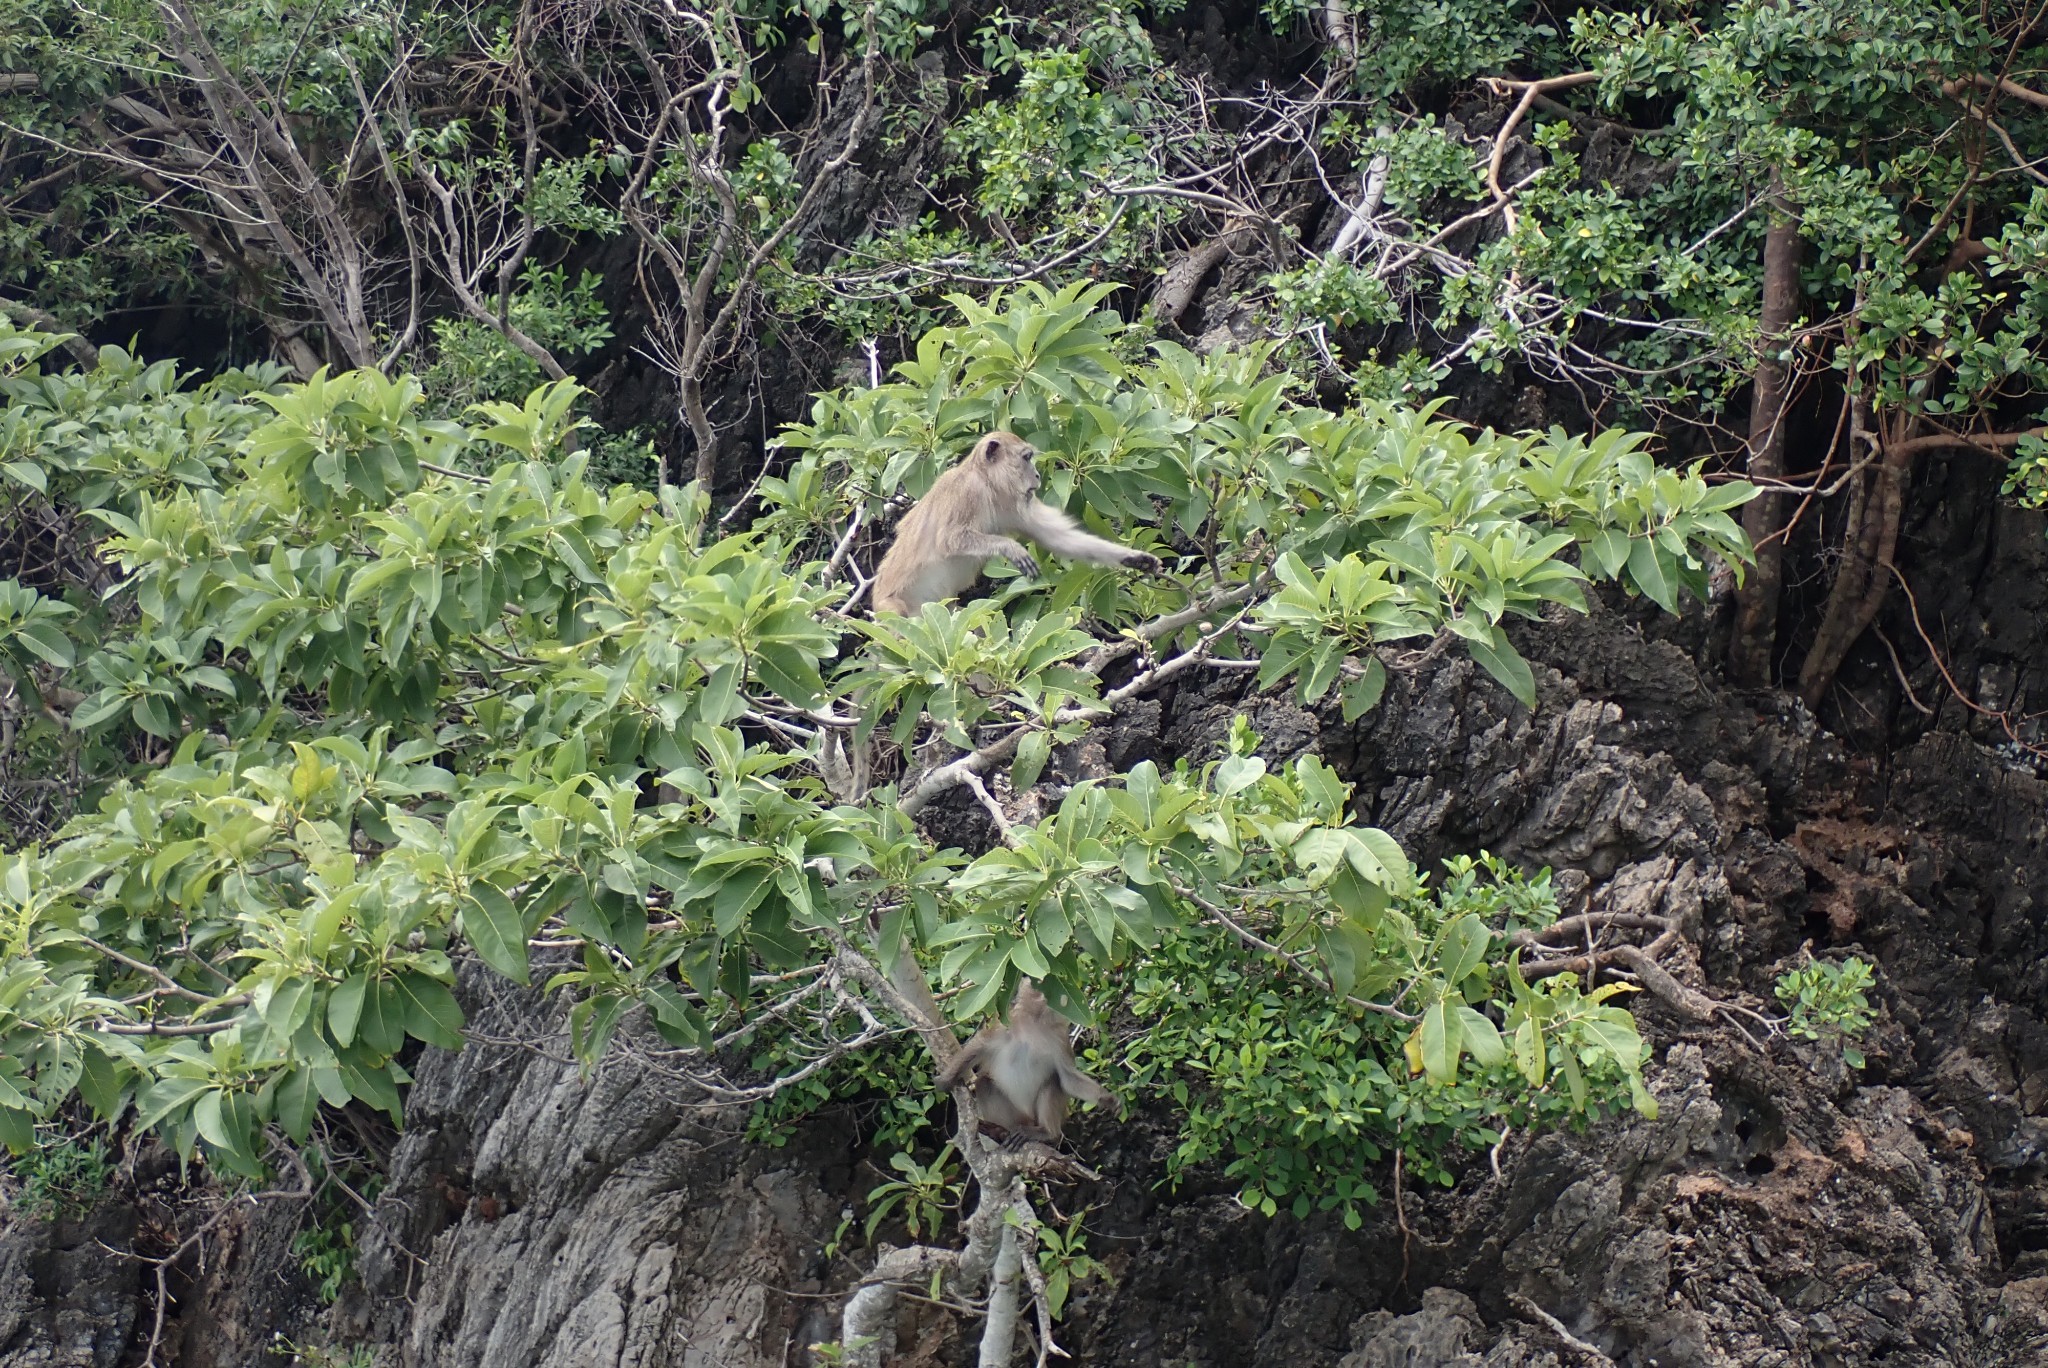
[1055,1061,1114,1108]
[1006,500,1162,574]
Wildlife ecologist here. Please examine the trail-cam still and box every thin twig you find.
[1508,1293,1617,1366]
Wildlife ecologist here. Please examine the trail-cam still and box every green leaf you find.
[464,883,531,984]
[1586,528,1630,579]
[359,978,406,1055]
[710,865,775,936]
[328,972,368,1048]
[135,1076,210,1131]
[699,662,741,725]
[1339,659,1385,722]
[76,1047,125,1120]
[273,1067,319,1142]
[1626,536,1676,614]
[1419,999,1459,1085]
[1557,1046,1587,1108]
[1009,934,1051,979]
[0,1070,31,1111]
[1512,1016,1545,1086]
[13,621,73,668]
[393,972,465,1050]
[1213,753,1266,797]
[194,1089,233,1149]
[1438,914,1491,987]
[1012,731,1051,790]
[1330,861,1387,930]
[1578,1017,1644,1071]
[1453,1006,1506,1067]
[310,1066,351,1109]
[1461,627,1536,709]
[339,1059,404,1120]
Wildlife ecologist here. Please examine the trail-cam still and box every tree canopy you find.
[0,281,1750,1181]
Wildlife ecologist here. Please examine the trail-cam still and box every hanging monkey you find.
[934,979,1115,1145]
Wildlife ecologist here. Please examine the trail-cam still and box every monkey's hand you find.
[1007,548,1041,579]
[1122,549,1163,575]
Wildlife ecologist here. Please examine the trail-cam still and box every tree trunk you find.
[686,376,717,487]
[1796,404,1912,707]
[1728,175,1803,686]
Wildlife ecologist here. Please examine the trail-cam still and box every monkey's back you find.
[872,460,1010,615]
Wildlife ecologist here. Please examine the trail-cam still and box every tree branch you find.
[0,297,98,367]
[1942,72,2048,110]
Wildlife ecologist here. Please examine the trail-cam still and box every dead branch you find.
[1150,224,1257,325]
[0,297,98,366]
[1509,1293,1617,1367]
[1478,72,1601,237]
[605,1,880,486]
[157,0,380,369]
[1942,72,2048,110]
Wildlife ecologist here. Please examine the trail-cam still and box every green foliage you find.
[293,1216,360,1305]
[0,0,433,332]
[2002,434,2048,509]
[845,603,1102,748]
[6,1128,113,1217]
[948,48,1149,218]
[290,1145,381,1303]
[272,1337,379,1368]
[862,1143,962,1242]
[767,283,1754,709]
[1266,259,1400,336]
[1774,954,1877,1069]
[1340,0,1546,96]
[423,266,615,412]
[14,0,2048,526]
[1032,1208,1110,1318]
[805,1335,865,1366]
[1112,852,1647,1228]
[0,289,1729,1195]
[745,1029,939,1152]
[762,3,1197,344]
[0,579,76,684]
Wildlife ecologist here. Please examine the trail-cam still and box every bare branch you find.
[0,297,98,366]
[1942,71,2048,110]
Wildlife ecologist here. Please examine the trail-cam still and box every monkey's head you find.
[974,430,1041,497]
[1009,977,1051,1021]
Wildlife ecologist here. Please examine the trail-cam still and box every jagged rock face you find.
[0,1206,137,1368]
[1034,597,2048,1367]
[7,590,2048,1368]
[332,968,848,1368]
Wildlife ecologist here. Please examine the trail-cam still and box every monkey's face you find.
[979,431,1041,496]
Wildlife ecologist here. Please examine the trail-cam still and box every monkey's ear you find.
[979,436,1002,461]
